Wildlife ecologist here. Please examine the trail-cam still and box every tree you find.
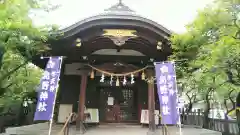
[0,51,43,105]
[0,0,41,98]
[170,0,240,128]
[0,0,60,120]
[0,0,58,96]
[221,87,238,114]
[0,51,44,127]
[179,76,202,113]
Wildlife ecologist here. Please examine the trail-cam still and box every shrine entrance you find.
[33,0,172,132]
[99,86,138,123]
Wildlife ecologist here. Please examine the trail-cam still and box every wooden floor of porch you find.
[4,122,222,135]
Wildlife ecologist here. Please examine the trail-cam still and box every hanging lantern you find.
[76,38,81,47]
[90,70,94,79]
[23,100,28,107]
[76,43,81,47]
[131,74,135,84]
[116,77,120,86]
[157,41,162,50]
[141,71,145,80]
[100,74,105,82]
[123,76,127,85]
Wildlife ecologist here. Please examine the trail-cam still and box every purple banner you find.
[34,57,62,121]
[155,62,179,124]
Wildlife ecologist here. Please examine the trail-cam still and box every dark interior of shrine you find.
[57,74,160,123]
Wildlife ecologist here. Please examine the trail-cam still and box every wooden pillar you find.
[76,74,87,129]
[147,70,156,132]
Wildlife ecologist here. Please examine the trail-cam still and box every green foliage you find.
[171,0,240,107]
[0,51,43,107]
[0,0,57,110]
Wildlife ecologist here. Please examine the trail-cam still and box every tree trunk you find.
[203,101,210,128]
[229,90,236,111]
[0,46,4,69]
[227,96,236,116]
[186,102,193,114]
[203,89,212,129]
[185,91,193,114]
[236,92,240,131]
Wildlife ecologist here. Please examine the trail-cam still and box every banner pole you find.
[178,113,182,135]
[173,62,182,135]
[48,56,63,135]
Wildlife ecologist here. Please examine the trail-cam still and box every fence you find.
[180,109,239,135]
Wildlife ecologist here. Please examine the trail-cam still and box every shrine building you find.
[33,1,172,130]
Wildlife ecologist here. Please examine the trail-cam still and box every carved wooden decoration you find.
[102,29,137,46]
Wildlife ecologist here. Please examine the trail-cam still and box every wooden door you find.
[99,87,138,123]
[119,88,138,122]
[99,88,115,122]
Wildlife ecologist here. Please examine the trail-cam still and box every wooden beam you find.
[50,37,169,57]
[65,55,152,64]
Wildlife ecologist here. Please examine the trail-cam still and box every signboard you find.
[140,110,159,124]
[34,57,62,121]
[155,62,179,124]
[84,108,99,123]
[107,97,114,105]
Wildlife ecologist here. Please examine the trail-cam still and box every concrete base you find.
[146,131,159,135]
[146,131,154,135]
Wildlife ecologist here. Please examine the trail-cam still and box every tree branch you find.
[3,83,15,90]
[186,90,192,103]
[0,83,15,96]
[0,60,29,82]
[226,69,240,86]
[229,90,236,109]
[224,99,229,112]
[233,19,240,30]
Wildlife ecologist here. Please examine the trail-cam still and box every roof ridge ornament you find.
[119,0,123,4]
[104,0,135,13]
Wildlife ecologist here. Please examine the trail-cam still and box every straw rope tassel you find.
[141,71,145,80]
[116,77,120,86]
[90,69,94,79]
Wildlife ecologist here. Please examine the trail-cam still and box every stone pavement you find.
[83,126,221,135]
[5,123,222,135]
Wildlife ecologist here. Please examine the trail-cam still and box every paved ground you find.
[5,123,222,135]
[82,126,221,135]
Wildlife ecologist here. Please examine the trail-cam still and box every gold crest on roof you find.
[103,29,137,37]
[102,29,137,46]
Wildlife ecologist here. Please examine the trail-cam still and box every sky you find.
[33,0,213,33]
